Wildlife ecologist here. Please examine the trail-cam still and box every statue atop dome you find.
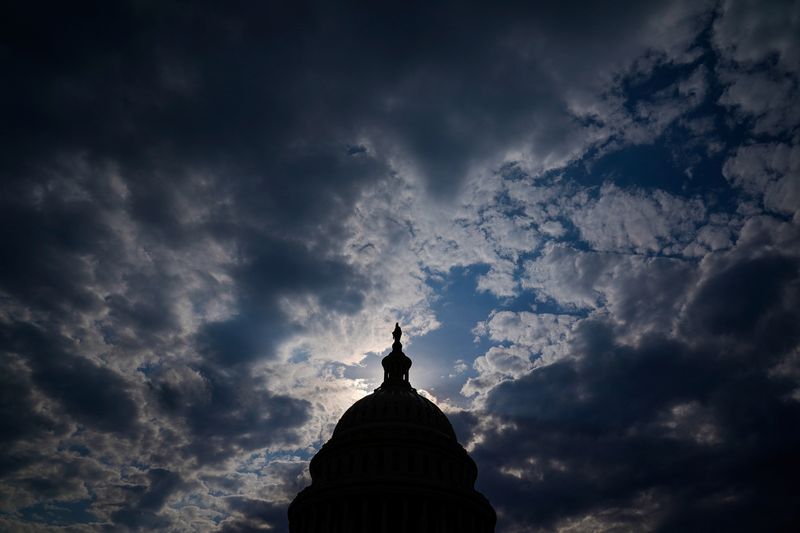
[381,322,412,387]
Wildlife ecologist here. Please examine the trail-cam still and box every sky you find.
[1,0,799,531]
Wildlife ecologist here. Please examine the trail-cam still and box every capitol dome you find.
[288,323,496,533]
[332,384,457,440]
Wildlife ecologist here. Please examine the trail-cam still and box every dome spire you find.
[381,322,412,388]
[392,322,402,348]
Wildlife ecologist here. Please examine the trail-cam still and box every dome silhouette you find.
[288,323,496,532]
[333,385,457,440]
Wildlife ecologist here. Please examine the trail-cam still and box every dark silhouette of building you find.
[288,323,496,532]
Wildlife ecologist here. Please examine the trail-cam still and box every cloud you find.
[466,311,580,397]
[521,243,695,327]
[476,261,520,298]
[569,183,708,255]
[0,322,139,436]
[713,0,800,70]
[681,254,800,348]
[466,214,800,531]
[220,497,288,533]
[0,353,61,457]
[723,142,800,217]
[110,468,187,530]
[150,363,312,465]
[472,320,800,530]
[713,0,800,136]
[475,311,579,350]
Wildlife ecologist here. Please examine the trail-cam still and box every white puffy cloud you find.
[521,243,697,337]
[462,344,535,399]
[476,260,519,298]
[569,183,708,254]
[464,311,580,399]
[474,311,579,359]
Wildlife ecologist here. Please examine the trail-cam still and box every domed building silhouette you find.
[288,324,496,532]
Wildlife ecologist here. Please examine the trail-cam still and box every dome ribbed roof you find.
[333,386,457,440]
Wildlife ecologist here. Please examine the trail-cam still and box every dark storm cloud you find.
[683,254,800,351]
[2,2,410,526]
[0,321,142,523]
[0,197,111,316]
[152,362,311,464]
[196,235,370,365]
[221,497,289,533]
[0,321,139,435]
[110,468,187,530]
[3,0,709,197]
[469,250,800,532]
[0,354,63,478]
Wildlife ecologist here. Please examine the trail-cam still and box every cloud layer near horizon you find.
[1,1,799,531]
